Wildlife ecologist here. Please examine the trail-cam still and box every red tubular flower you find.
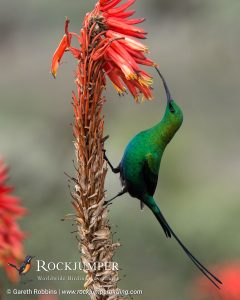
[51,0,156,102]
[194,262,240,300]
[0,161,26,283]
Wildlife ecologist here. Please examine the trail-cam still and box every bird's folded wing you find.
[143,153,159,196]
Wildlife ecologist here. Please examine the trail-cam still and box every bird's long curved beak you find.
[155,67,175,113]
[154,66,173,105]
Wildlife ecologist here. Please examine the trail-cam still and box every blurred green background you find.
[0,0,240,299]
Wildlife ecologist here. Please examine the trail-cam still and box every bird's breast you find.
[21,263,31,274]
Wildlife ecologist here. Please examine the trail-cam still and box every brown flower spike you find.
[51,0,155,299]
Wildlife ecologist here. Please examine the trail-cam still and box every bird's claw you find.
[103,200,112,207]
[102,149,107,160]
[101,135,109,143]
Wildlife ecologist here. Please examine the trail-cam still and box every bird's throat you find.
[151,118,180,149]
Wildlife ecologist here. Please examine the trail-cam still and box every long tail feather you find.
[153,209,171,238]
[146,199,222,288]
[8,263,19,272]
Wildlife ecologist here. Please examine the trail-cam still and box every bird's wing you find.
[143,153,159,196]
[19,263,26,274]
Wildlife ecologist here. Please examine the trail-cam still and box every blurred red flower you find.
[0,161,26,282]
[51,0,155,101]
[195,262,240,300]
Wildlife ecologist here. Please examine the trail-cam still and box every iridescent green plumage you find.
[121,99,183,201]
[104,68,222,288]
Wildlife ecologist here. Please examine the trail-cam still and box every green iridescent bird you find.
[104,67,222,288]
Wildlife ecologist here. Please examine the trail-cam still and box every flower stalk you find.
[70,20,122,297]
[51,0,155,298]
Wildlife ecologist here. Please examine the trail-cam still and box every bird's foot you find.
[101,135,109,144]
[103,200,112,207]
[102,150,121,174]
[103,149,107,159]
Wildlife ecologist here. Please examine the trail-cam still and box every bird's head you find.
[155,67,183,131]
[25,255,35,264]
[166,100,183,130]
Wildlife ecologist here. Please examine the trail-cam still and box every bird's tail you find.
[145,195,222,289]
[8,263,19,272]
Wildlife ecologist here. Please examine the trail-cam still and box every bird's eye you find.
[169,103,175,113]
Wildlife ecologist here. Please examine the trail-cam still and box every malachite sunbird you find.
[104,67,222,288]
